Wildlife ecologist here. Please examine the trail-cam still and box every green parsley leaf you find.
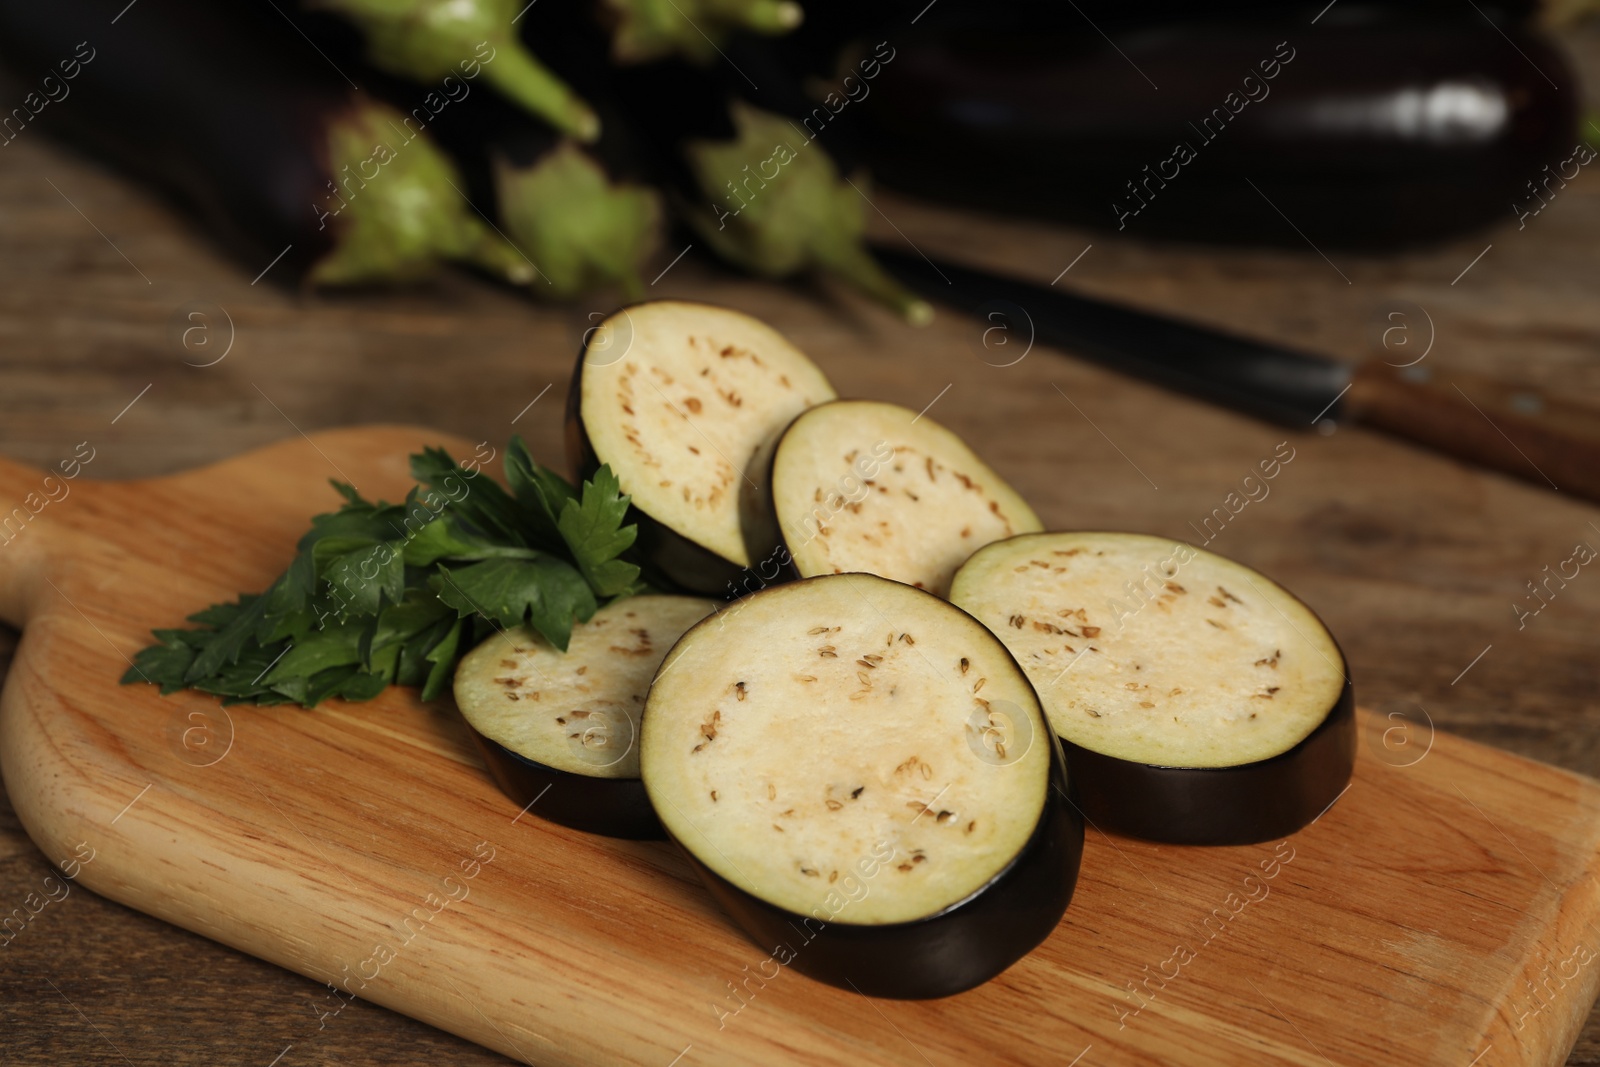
[411,445,524,546]
[433,556,596,650]
[184,594,269,684]
[121,436,642,710]
[420,617,465,702]
[557,465,640,597]
[264,619,366,684]
[504,434,576,550]
[402,516,541,566]
[120,629,206,693]
[312,536,406,618]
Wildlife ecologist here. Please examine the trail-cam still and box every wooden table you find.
[2,26,1598,1065]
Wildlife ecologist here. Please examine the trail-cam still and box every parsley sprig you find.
[121,437,642,707]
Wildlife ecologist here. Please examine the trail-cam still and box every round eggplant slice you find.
[640,573,1082,997]
[770,400,1042,597]
[567,301,836,596]
[950,532,1354,845]
[455,595,716,838]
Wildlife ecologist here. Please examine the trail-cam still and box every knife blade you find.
[873,243,1600,505]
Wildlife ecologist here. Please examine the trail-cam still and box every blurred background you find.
[1,0,1598,1062]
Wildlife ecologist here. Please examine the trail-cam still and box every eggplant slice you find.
[568,302,836,595]
[950,532,1354,845]
[641,573,1081,997]
[771,400,1041,597]
[455,595,715,838]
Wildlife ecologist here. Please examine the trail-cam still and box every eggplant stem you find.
[483,42,601,143]
[702,0,803,33]
[814,242,933,326]
[466,228,540,287]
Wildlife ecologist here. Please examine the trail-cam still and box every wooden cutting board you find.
[2,426,1599,1067]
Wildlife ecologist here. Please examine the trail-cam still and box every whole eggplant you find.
[783,0,1543,71]
[853,15,1576,248]
[0,0,532,287]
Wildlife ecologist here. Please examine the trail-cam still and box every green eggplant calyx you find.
[683,102,931,324]
[309,100,534,288]
[312,0,599,141]
[604,0,803,65]
[494,142,662,301]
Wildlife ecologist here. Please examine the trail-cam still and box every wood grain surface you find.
[2,429,1600,1067]
[0,24,1597,1067]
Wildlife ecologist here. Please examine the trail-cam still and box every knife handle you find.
[1346,360,1600,504]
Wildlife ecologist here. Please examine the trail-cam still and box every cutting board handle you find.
[0,454,54,629]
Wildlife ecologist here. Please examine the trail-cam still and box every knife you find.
[873,244,1600,505]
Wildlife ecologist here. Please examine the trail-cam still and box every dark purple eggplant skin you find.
[0,0,358,279]
[795,0,1539,45]
[856,18,1575,249]
[673,729,1082,998]
[461,720,665,840]
[564,311,789,600]
[1065,662,1355,846]
[760,407,827,589]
